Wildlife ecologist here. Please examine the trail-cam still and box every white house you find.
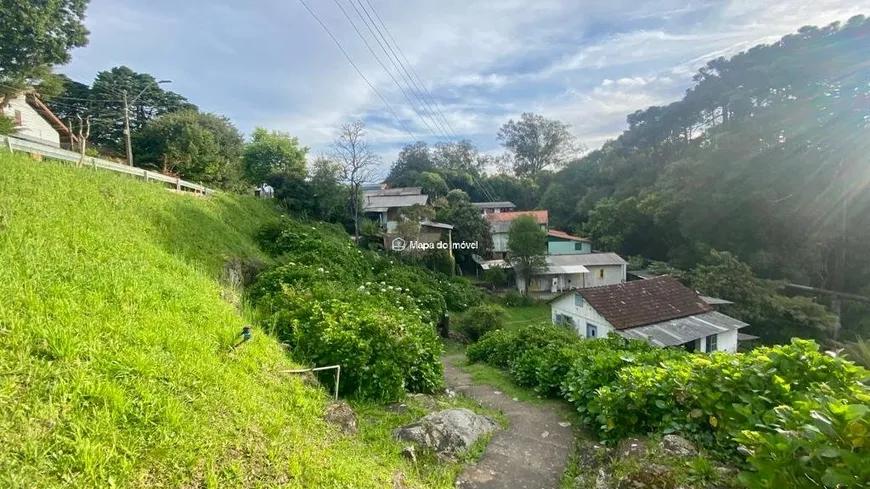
[1,92,77,149]
[548,276,749,353]
[362,187,429,232]
[472,201,516,215]
[517,252,628,296]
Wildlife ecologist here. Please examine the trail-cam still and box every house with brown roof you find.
[486,210,548,259]
[2,92,78,149]
[547,229,592,255]
[548,276,749,353]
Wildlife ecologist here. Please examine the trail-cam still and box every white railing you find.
[1,135,213,195]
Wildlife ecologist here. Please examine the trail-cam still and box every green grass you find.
[501,304,550,331]
[0,154,459,488]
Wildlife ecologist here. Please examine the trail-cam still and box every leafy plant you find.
[455,303,505,342]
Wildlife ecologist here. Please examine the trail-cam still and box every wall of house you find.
[584,264,626,288]
[492,232,509,253]
[548,240,591,255]
[2,96,61,147]
[550,293,615,339]
[716,329,738,353]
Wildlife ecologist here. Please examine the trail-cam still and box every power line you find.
[349,0,453,141]
[359,0,460,140]
[330,0,447,143]
[295,0,417,140]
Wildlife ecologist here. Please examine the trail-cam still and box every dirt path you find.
[443,354,575,489]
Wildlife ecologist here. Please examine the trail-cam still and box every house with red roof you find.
[485,210,548,260]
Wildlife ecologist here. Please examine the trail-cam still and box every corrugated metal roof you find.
[700,295,734,305]
[537,264,590,275]
[421,220,453,230]
[473,201,515,208]
[364,187,422,197]
[362,193,429,211]
[549,253,628,267]
[738,332,760,341]
[616,311,749,347]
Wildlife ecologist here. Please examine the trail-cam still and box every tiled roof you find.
[548,229,591,243]
[485,210,548,224]
[577,276,712,330]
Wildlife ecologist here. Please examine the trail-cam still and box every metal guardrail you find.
[2,135,213,195]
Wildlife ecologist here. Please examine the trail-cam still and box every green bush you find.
[456,304,505,342]
[258,281,443,401]
[467,329,520,367]
[440,275,483,312]
[735,392,870,488]
[504,290,539,307]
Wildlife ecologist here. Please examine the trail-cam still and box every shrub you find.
[467,329,520,367]
[503,290,539,307]
[440,275,483,312]
[258,282,443,401]
[456,304,505,342]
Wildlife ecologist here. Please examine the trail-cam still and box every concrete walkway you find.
[443,355,575,489]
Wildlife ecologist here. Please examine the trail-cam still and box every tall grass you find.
[0,155,454,488]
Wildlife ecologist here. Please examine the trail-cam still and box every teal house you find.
[548,230,592,255]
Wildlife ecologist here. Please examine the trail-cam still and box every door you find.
[586,323,598,338]
[551,277,558,293]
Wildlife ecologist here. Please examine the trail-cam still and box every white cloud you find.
[64,0,870,165]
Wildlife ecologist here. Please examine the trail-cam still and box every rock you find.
[446,388,457,399]
[401,446,417,463]
[616,437,649,460]
[324,401,357,434]
[574,440,613,471]
[386,403,410,414]
[714,466,740,479]
[617,464,675,489]
[659,434,698,457]
[392,408,498,455]
[559,422,572,427]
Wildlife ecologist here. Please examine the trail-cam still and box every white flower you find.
[365,282,372,286]
[317,267,325,272]
[380,289,386,293]
[399,306,404,311]
[358,285,365,291]
[387,285,394,290]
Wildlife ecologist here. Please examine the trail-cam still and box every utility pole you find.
[123,90,133,166]
[121,79,172,167]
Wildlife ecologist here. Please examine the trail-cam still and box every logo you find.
[391,237,406,252]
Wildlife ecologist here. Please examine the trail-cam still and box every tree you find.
[0,0,89,98]
[242,127,308,184]
[436,190,493,272]
[507,214,548,294]
[43,75,92,126]
[416,171,448,200]
[385,141,434,187]
[88,66,196,154]
[331,121,380,239]
[308,156,349,223]
[132,110,244,189]
[497,113,581,178]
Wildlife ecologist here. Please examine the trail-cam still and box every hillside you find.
[0,154,454,488]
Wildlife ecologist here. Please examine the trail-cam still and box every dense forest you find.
[384,16,870,345]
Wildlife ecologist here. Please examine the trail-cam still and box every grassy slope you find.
[0,154,454,488]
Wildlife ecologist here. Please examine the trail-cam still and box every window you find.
[574,243,584,251]
[598,268,605,279]
[586,323,598,338]
[705,334,718,353]
[574,294,583,307]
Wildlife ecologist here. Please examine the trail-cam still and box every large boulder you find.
[575,439,613,471]
[659,434,698,457]
[392,408,498,455]
[324,401,357,434]
[617,464,675,489]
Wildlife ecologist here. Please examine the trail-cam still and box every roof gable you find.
[577,276,712,330]
[548,229,591,243]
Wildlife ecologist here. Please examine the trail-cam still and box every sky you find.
[62,0,870,170]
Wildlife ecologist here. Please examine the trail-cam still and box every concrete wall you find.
[550,292,616,339]
[492,232,509,253]
[2,96,60,147]
[584,264,626,288]
[548,240,592,255]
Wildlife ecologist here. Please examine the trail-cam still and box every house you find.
[486,210,548,260]
[472,201,516,215]
[1,92,78,149]
[548,230,592,255]
[362,187,429,232]
[548,276,750,353]
[517,252,628,296]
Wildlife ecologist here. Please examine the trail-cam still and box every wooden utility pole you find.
[123,90,134,166]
